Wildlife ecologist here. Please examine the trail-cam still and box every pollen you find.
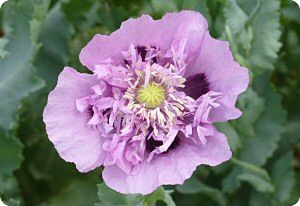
[136,82,166,109]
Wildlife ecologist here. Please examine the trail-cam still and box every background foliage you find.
[0,0,299,205]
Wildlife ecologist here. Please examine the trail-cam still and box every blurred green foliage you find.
[0,0,299,205]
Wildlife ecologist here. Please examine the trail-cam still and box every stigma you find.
[136,82,166,109]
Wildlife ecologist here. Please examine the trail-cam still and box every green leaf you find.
[282,1,300,23]
[223,0,253,63]
[224,0,248,34]
[62,0,99,31]
[177,0,210,18]
[96,183,175,206]
[143,187,175,206]
[48,179,98,206]
[232,158,274,193]
[176,177,226,206]
[278,119,300,154]
[3,199,21,206]
[62,0,145,32]
[0,0,50,130]
[0,38,9,58]
[0,175,22,204]
[0,129,23,202]
[151,0,178,14]
[0,131,23,177]
[96,183,141,206]
[215,122,240,151]
[287,171,300,206]
[249,192,270,206]
[223,74,286,194]
[232,88,265,138]
[237,88,265,126]
[222,167,242,193]
[249,153,296,206]
[5,4,74,205]
[240,74,286,166]
[270,152,296,205]
[248,0,281,70]
[34,3,72,88]
[238,173,274,193]
[224,0,281,71]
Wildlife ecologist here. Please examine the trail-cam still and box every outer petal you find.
[43,67,105,172]
[102,129,231,194]
[80,10,208,70]
[187,32,249,122]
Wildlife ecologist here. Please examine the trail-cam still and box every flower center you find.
[136,82,166,109]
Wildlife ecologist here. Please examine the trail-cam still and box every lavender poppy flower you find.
[43,11,249,194]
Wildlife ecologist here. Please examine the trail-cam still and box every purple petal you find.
[102,129,231,194]
[43,67,105,172]
[186,32,249,122]
[80,11,208,71]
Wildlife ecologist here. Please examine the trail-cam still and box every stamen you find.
[121,45,195,155]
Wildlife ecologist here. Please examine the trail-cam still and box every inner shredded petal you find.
[75,42,222,174]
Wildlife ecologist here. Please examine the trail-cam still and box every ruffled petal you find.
[102,129,231,194]
[186,32,249,122]
[80,10,208,71]
[43,67,105,172]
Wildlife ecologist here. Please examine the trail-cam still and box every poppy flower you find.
[44,10,249,194]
